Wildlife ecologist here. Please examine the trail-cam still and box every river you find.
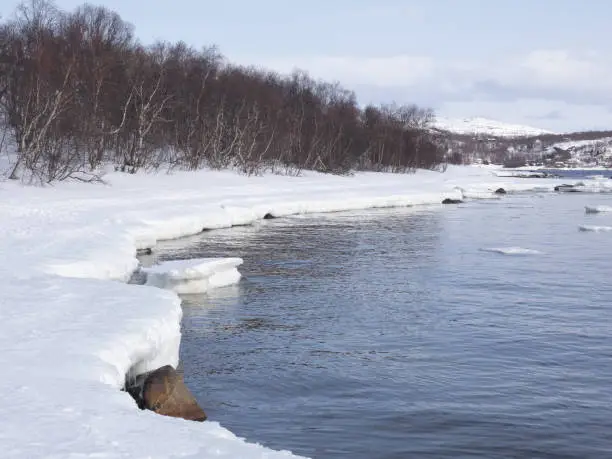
[149,189,612,458]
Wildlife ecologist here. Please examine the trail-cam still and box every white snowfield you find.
[145,258,244,294]
[0,165,599,458]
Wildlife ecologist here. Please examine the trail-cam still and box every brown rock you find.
[142,365,207,422]
[442,198,463,204]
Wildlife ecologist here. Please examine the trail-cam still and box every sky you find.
[2,0,612,133]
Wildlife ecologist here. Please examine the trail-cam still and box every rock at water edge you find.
[141,365,207,422]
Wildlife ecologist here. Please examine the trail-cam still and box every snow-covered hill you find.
[539,137,612,168]
[433,116,554,138]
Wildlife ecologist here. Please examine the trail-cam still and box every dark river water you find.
[149,190,612,458]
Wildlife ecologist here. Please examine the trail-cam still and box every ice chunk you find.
[585,205,612,214]
[480,247,543,255]
[144,257,243,294]
[578,225,612,232]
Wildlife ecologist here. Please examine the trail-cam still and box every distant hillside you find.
[518,134,612,168]
[432,118,612,168]
[432,116,554,138]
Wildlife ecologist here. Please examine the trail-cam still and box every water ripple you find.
[157,194,612,458]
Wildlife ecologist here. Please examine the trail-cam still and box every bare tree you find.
[0,1,446,182]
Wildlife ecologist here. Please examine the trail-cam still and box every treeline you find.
[0,1,446,183]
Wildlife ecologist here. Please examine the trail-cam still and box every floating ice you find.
[585,205,612,214]
[144,258,243,294]
[578,225,612,232]
[480,247,543,255]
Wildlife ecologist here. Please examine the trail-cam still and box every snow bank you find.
[579,225,612,232]
[1,277,303,458]
[144,258,243,294]
[586,205,612,213]
[480,247,543,255]
[0,164,599,458]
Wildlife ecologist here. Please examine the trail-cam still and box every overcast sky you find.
[3,0,611,133]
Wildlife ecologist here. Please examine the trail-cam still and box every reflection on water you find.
[152,196,612,458]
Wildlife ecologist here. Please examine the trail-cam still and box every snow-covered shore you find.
[0,165,602,458]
